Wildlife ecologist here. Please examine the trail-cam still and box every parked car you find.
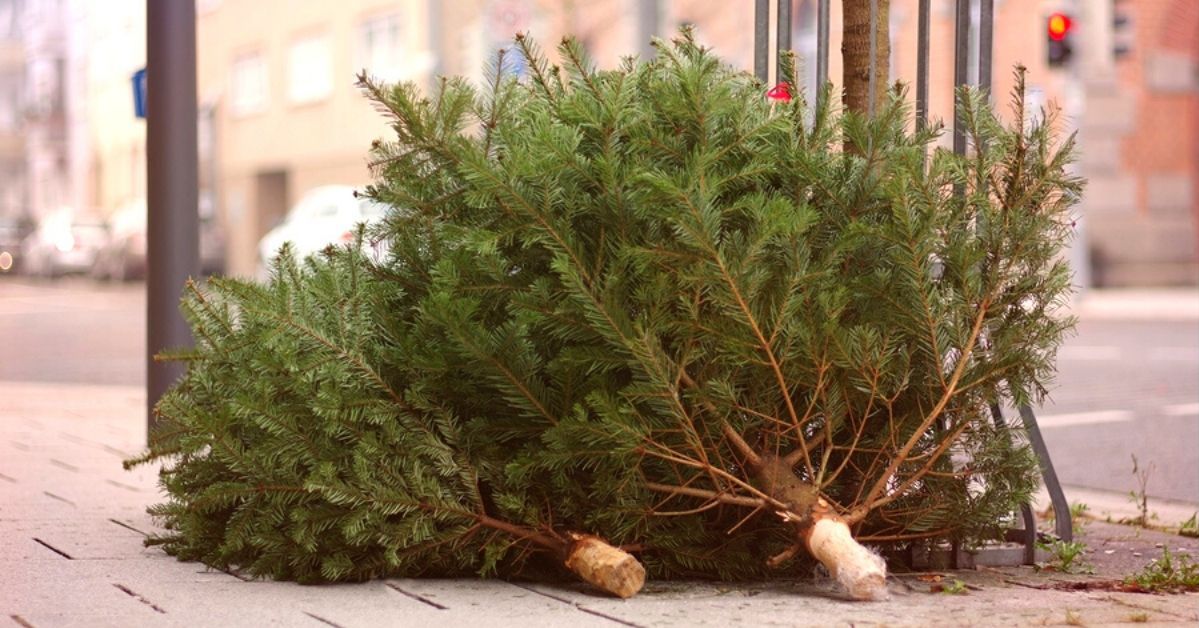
[199,191,227,276]
[91,200,146,281]
[256,185,388,279]
[21,210,108,278]
[0,216,32,274]
[90,196,227,281]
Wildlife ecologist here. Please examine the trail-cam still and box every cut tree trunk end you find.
[755,455,888,601]
[564,533,647,599]
[803,514,889,601]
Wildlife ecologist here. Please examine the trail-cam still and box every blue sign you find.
[132,68,147,118]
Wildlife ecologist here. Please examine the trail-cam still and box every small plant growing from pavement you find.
[1124,454,1155,528]
[1124,547,1199,593]
[1179,512,1198,539]
[1036,538,1094,574]
[1068,501,1090,535]
[940,579,968,595]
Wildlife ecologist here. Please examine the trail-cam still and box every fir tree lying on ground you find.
[129,29,1079,601]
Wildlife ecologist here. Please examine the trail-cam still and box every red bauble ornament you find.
[766,82,792,103]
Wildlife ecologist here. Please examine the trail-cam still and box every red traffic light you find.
[1048,13,1072,41]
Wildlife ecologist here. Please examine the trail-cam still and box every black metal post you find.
[755,0,769,82]
[776,0,791,81]
[146,0,199,440]
[816,0,829,105]
[979,0,995,98]
[1019,405,1073,542]
[916,0,930,132]
[638,0,659,60]
[953,0,969,157]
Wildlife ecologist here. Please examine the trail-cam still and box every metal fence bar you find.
[1020,405,1073,542]
[816,0,829,105]
[776,0,791,81]
[755,0,769,82]
[953,0,970,156]
[979,0,995,97]
[146,0,199,440]
[916,0,931,132]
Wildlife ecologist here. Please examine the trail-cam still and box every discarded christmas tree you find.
[130,28,1079,601]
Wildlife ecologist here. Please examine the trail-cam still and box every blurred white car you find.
[21,210,108,278]
[256,185,389,279]
[91,200,147,281]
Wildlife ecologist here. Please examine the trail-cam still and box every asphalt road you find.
[1,276,1196,505]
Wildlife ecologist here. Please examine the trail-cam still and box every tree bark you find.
[755,456,888,601]
[477,514,645,598]
[841,0,891,117]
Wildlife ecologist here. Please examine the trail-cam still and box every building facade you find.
[3,0,1188,285]
[0,0,24,223]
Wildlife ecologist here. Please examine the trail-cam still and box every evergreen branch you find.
[238,304,410,412]
[672,189,807,468]
[460,156,594,288]
[443,324,558,426]
[513,33,560,105]
[644,482,772,510]
[476,513,564,553]
[864,416,974,514]
[559,36,602,100]
[851,296,993,522]
[639,444,785,510]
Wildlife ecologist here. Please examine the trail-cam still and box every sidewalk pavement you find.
[3,380,1197,627]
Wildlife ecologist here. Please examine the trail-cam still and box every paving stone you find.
[386,578,617,627]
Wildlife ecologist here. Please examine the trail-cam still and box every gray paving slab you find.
[128,578,454,628]
[385,578,619,627]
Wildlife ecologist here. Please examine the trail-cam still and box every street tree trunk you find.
[841,0,891,116]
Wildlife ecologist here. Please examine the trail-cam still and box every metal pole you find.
[816,0,829,104]
[979,0,994,99]
[952,0,970,157]
[638,0,659,60]
[146,0,199,440]
[916,0,930,132]
[867,0,878,119]
[1019,405,1073,542]
[755,0,769,83]
[776,0,791,82]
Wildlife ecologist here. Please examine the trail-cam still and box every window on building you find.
[287,34,332,105]
[231,52,268,116]
[357,12,404,82]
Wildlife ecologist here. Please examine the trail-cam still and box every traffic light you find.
[1047,12,1074,68]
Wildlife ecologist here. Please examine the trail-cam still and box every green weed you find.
[1125,547,1199,593]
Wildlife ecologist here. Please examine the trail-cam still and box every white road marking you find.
[1036,409,1135,428]
[1149,347,1199,362]
[1162,402,1199,417]
[1057,345,1121,360]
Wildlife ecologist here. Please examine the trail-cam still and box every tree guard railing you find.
[752,0,1073,564]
